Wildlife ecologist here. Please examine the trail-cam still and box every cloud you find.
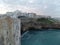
[0,0,60,17]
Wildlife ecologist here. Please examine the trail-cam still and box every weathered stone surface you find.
[0,16,20,45]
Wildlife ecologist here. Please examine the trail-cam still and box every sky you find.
[0,0,60,17]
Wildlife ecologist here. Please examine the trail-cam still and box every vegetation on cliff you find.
[37,18,54,24]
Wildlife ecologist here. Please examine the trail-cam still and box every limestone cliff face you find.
[0,16,20,45]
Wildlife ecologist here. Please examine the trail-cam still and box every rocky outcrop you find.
[21,18,60,32]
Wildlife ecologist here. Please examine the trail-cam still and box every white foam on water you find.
[21,31,29,37]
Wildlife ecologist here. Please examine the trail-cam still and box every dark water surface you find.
[21,30,60,45]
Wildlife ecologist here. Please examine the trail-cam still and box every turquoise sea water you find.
[21,30,60,45]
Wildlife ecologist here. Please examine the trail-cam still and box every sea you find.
[21,29,60,45]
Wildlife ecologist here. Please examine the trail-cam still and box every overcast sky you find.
[0,0,60,17]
